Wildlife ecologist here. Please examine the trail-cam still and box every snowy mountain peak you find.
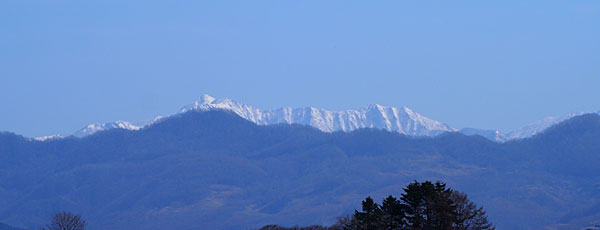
[65,94,598,142]
[504,112,585,140]
[459,112,591,142]
[71,95,457,138]
[33,134,65,142]
[73,120,142,137]
[199,94,216,104]
[366,104,384,110]
[178,96,455,136]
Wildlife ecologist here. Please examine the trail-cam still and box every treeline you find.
[260,181,494,230]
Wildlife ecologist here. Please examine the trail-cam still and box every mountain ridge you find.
[2,110,600,230]
[29,94,598,142]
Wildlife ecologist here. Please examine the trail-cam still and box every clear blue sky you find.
[1,1,599,137]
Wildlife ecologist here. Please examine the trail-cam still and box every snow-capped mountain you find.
[504,112,586,140]
[459,128,507,142]
[33,134,65,141]
[73,121,143,138]
[458,112,594,142]
[62,94,598,142]
[180,95,455,136]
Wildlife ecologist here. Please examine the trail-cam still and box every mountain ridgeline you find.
[1,110,600,230]
[68,95,590,142]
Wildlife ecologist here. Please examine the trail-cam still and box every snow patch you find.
[180,95,455,136]
[62,94,597,142]
[33,134,65,141]
[73,120,142,137]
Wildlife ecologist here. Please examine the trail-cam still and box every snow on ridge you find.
[64,94,598,141]
[180,95,455,136]
[33,134,65,141]
[504,112,585,140]
[73,120,143,138]
[460,112,589,142]
[459,128,507,142]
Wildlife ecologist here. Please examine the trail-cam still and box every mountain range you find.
[2,109,600,230]
[37,95,597,142]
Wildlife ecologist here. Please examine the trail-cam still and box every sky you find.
[1,1,599,137]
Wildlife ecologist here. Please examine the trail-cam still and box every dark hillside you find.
[1,111,599,230]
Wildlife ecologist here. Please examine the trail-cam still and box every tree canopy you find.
[41,212,86,230]
[340,181,494,230]
[261,180,494,230]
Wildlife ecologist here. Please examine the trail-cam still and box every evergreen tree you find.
[272,180,495,230]
[401,181,435,229]
[354,197,382,230]
[379,195,404,230]
[424,182,456,230]
[398,180,493,230]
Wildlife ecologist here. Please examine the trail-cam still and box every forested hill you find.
[1,111,600,230]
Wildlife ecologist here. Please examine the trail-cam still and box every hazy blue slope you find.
[0,222,26,230]
[1,111,599,230]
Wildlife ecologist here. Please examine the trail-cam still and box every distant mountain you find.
[458,112,596,142]
[458,128,506,142]
[180,94,455,135]
[33,95,599,142]
[66,94,455,138]
[3,110,600,230]
[33,134,64,141]
[504,112,586,140]
[73,120,143,138]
